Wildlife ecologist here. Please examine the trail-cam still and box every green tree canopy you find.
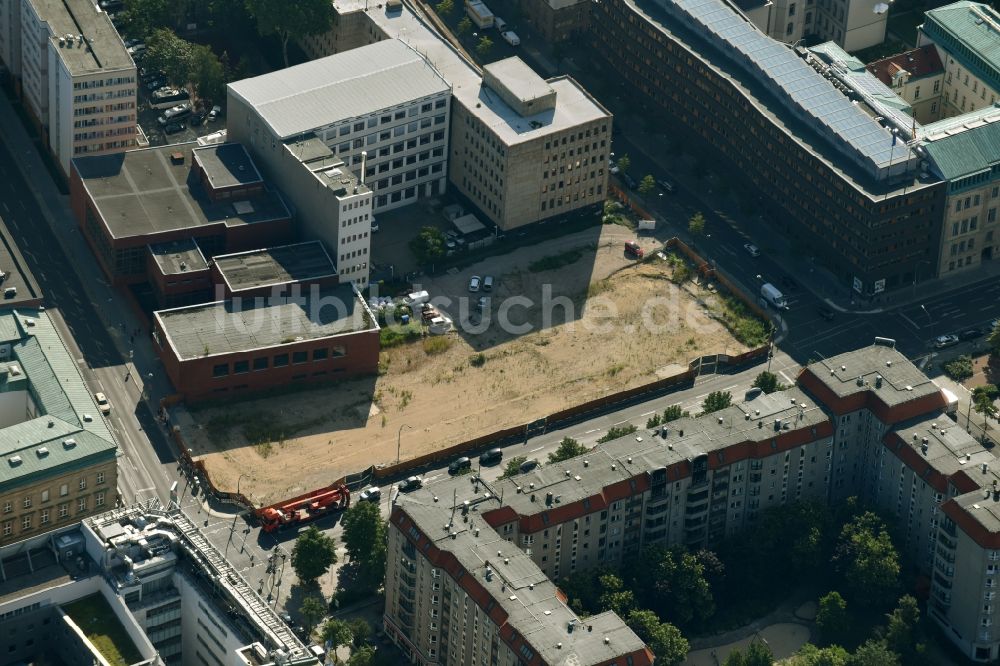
[144,29,193,88]
[884,595,922,661]
[189,44,225,103]
[752,371,784,394]
[989,320,1000,357]
[348,645,378,666]
[548,437,587,463]
[625,609,689,665]
[409,226,447,265]
[848,639,900,666]
[597,423,638,444]
[476,35,494,56]
[122,0,184,39]
[638,175,656,195]
[299,594,326,632]
[663,405,688,422]
[617,154,631,174]
[974,388,998,433]
[598,573,635,617]
[701,390,732,414]
[291,525,337,584]
[245,0,336,67]
[457,16,473,34]
[688,212,706,237]
[624,546,714,627]
[816,591,849,645]
[321,618,353,648]
[500,456,527,479]
[347,618,372,647]
[833,512,900,607]
[790,644,850,666]
[341,500,387,589]
[723,641,773,666]
[435,0,454,14]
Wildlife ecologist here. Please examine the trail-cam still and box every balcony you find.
[400,572,415,588]
[399,598,414,614]
[933,573,953,590]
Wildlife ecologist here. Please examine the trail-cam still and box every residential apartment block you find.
[228,39,451,215]
[390,343,1000,662]
[0,503,322,665]
[0,0,136,176]
[512,0,591,42]
[591,0,944,296]
[734,0,886,51]
[0,309,118,548]
[295,0,611,231]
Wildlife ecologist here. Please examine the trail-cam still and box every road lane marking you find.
[779,371,793,384]
[641,410,655,416]
[530,446,544,452]
[584,429,597,434]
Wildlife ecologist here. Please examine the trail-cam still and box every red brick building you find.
[70,142,292,286]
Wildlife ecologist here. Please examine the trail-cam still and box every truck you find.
[257,484,350,532]
[466,0,494,28]
[150,88,190,109]
[404,290,430,306]
[501,30,520,46]
[760,283,787,309]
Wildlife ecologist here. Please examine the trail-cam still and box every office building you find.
[0,502,322,665]
[513,0,591,42]
[295,0,612,231]
[386,479,654,666]
[228,39,451,214]
[0,308,118,548]
[590,0,946,296]
[0,0,136,176]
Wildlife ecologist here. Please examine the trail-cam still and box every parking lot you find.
[136,79,225,147]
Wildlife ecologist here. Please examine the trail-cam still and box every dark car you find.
[146,78,166,91]
[448,457,472,475]
[817,307,835,321]
[190,111,207,127]
[959,328,983,341]
[479,448,503,466]
[623,173,638,190]
[518,459,539,473]
[163,122,184,135]
[399,476,422,492]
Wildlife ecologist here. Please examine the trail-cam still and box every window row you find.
[212,347,347,377]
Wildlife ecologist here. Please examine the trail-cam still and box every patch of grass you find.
[606,363,625,377]
[470,352,487,367]
[63,595,143,666]
[528,247,589,273]
[718,294,770,347]
[399,390,413,410]
[423,336,453,355]
[380,321,423,348]
[587,279,612,298]
[943,355,974,381]
[255,441,274,458]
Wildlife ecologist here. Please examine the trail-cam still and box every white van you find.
[501,30,520,46]
[404,290,430,306]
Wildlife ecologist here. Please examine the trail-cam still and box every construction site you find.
[177,227,758,505]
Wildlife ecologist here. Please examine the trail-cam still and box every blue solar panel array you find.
[656,0,912,173]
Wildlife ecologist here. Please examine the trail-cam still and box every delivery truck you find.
[760,283,787,309]
[466,0,495,28]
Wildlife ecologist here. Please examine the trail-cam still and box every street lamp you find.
[397,423,413,464]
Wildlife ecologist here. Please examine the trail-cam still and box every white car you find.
[358,487,381,502]
[94,392,111,415]
[609,160,620,175]
[934,334,959,349]
[743,243,760,257]
[468,275,482,292]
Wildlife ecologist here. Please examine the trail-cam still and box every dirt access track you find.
[182,225,749,505]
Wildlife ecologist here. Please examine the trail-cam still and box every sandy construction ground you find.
[181,226,748,505]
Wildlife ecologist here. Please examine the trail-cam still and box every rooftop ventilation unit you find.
[8,455,22,466]
[63,439,77,449]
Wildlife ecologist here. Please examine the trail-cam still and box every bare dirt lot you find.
[181,226,750,505]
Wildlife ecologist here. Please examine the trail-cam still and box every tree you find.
[457,16,473,34]
[435,0,454,14]
[790,644,850,666]
[144,29,193,88]
[626,610,689,665]
[973,386,998,434]
[321,618,353,648]
[597,573,635,616]
[638,175,656,195]
[341,501,387,589]
[347,618,372,647]
[752,371,784,394]
[189,44,225,103]
[299,594,326,632]
[409,226,447,265]
[688,212,706,237]
[625,546,714,627]
[597,423,638,443]
[549,437,587,463]
[849,639,900,666]
[942,355,973,381]
[500,456,527,479]
[816,591,849,645]
[348,646,378,666]
[989,320,1000,357]
[701,390,732,414]
[245,0,336,67]
[617,154,631,174]
[476,35,494,56]
[122,0,184,39]
[291,525,337,584]
[884,595,921,660]
[723,641,773,666]
[663,405,688,422]
[833,512,900,607]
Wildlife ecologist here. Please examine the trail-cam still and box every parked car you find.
[935,334,959,349]
[817,307,835,322]
[609,160,620,175]
[145,77,166,92]
[479,448,503,466]
[94,392,111,415]
[358,486,381,502]
[624,241,644,259]
[399,476,422,492]
[207,105,222,121]
[189,111,208,127]
[623,173,638,190]
[518,459,539,473]
[448,457,472,475]
[468,275,482,292]
[743,243,760,257]
[483,275,494,292]
[163,122,185,135]
[959,328,983,341]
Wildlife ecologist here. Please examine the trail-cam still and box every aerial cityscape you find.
[0,0,998,664]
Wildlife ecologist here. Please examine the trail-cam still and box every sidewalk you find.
[0,92,176,407]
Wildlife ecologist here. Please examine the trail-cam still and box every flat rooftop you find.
[338,0,610,145]
[214,241,337,293]
[33,0,134,75]
[192,143,263,190]
[73,143,291,240]
[228,39,452,139]
[397,478,649,665]
[156,284,374,360]
[148,238,209,276]
[801,345,941,408]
